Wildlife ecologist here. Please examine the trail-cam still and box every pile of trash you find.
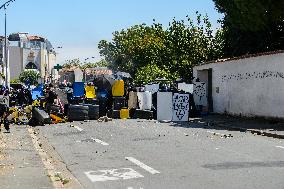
[0,74,207,127]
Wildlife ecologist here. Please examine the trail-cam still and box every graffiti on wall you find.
[221,71,284,82]
[172,93,189,121]
[193,82,207,106]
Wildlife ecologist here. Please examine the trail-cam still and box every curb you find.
[214,124,284,139]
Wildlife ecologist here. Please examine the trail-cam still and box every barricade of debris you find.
[1,75,207,128]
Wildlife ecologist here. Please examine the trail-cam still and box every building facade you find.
[8,32,56,83]
[193,51,284,119]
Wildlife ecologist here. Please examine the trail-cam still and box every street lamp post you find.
[0,0,16,87]
[50,46,63,83]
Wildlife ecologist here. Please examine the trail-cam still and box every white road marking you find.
[74,126,83,132]
[125,157,160,175]
[85,168,143,182]
[276,146,284,149]
[91,137,109,146]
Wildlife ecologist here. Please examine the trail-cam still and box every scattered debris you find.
[184,133,189,136]
[54,172,70,185]
[98,116,112,122]
[207,131,233,138]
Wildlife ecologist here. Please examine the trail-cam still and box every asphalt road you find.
[38,119,284,189]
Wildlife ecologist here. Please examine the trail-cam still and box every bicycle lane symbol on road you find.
[85,168,144,182]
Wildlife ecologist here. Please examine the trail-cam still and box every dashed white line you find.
[91,138,109,146]
[276,146,284,149]
[74,126,83,132]
[126,157,160,175]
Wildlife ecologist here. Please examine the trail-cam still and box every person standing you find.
[0,103,10,133]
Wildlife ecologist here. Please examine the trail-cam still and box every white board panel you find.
[0,95,9,107]
[74,68,83,82]
[172,93,189,122]
[178,83,193,93]
[157,92,173,121]
[137,92,152,110]
[193,82,207,106]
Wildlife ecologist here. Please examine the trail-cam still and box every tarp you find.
[31,84,44,100]
[73,82,85,97]
[145,84,159,94]
[94,75,114,93]
[85,85,96,99]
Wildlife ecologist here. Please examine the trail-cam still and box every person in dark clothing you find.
[45,87,58,113]
[24,89,33,105]
[66,85,73,104]
[17,89,26,106]
[0,103,10,133]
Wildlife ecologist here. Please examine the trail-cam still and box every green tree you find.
[134,64,179,85]
[10,78,20,84]
[19,70,40,85]
[98,13,223,84]
[62,58,81,69]
[80,59,111,70]
[98,23,166,75]
[213,0,284,57]
[164,13,224,81]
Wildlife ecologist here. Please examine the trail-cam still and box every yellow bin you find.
[120,108,129,119]
[112,80,125,97]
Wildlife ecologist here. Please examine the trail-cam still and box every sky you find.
[0,0,223,64]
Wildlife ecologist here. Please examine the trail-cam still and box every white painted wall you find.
[9,46,23,80]
[193,52,284,119]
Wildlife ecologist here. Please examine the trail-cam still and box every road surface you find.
[35,119,284,189]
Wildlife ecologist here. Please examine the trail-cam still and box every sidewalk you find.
[0,125,53,189]
[198,114,284,139]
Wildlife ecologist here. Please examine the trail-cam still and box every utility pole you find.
[0,0,16,87]
[4,8,7,87]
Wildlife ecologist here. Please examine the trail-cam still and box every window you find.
[25,62,38,69]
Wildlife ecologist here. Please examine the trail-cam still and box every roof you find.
[28,35,45,42]
[199,50,284,66]
[85,68,113,75]
[8,32,29,41]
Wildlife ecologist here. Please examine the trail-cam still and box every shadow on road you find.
[168,114,284,132]
[203,161,284,170]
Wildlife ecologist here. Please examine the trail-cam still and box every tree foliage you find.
[19,70,40,85]
[62,59,110,70]
[98,13,223,84]
[62,58,81,69]
[80,60,110,70]
[213,0,284,57]
[134,64,179,85]
[10,78,20,84]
